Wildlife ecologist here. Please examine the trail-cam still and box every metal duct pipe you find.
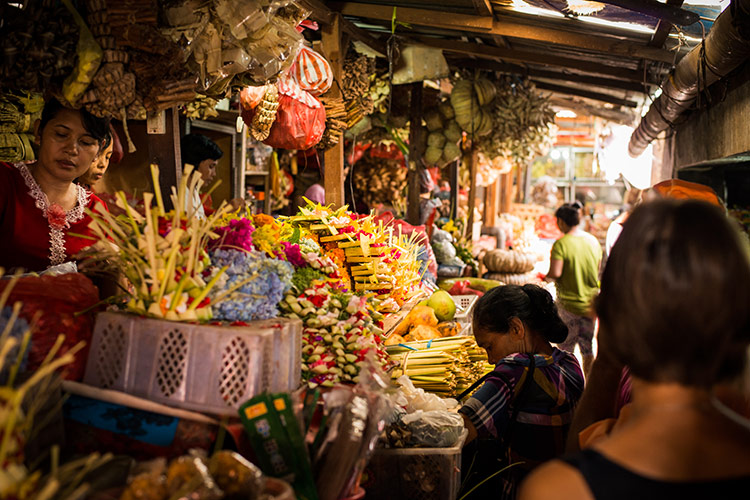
[629,0,750,157]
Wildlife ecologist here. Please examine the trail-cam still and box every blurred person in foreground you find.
[520,199,750,500]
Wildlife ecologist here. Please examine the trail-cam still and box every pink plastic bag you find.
[241,78,326,150]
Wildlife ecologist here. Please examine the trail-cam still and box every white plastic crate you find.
[83,312,302,416]
[364,431,467,500]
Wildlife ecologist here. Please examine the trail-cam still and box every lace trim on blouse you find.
[15,162,91,267]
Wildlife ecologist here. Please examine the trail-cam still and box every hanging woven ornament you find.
[566,0,606,15]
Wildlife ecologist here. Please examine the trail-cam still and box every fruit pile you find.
[423,76,498,167]
[385,290,459,345]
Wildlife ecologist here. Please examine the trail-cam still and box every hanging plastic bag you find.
[243,78,326,150]
[61,0,103,106]
[290,46,333,97]
[240,85,268,110]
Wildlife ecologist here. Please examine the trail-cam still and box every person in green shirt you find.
[544,202,602,376]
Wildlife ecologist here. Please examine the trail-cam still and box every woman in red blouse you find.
[0,98,110,273]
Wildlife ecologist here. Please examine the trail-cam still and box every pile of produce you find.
[481,76,557,164]
[385,290,460,344]
[387,336,491,397]
[352,156,408,211]
[284,201,424,307]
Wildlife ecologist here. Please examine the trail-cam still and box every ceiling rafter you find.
[595,0,698,26]
[333,2,675,62]
[532,81,638,108]
[472,0,494,17]
[298,0,387,55]
[649,0,685,48]
[549,97,637,125]
[415,36,648,82]
[447,57,648,93]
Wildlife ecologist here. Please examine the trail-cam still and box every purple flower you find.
[210,218,255,252]
[281,242,307,268]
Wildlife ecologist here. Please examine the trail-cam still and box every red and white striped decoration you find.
[290,46,333,97]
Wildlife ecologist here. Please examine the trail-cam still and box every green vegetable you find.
[291,267,326,293]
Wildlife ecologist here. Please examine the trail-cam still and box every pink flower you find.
[47,203,68,229]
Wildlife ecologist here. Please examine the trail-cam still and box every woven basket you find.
[483,249,537,274]
[484,271,539,286]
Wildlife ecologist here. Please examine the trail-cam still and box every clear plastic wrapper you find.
[310,357,393,500]
[208,451,265,498]
[399,410,465,448]
[214,0,268,40]
[166,456,223,500]
[391,375,458,413]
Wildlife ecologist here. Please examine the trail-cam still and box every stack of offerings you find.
[387,336,492,397]
[285,201,423,308]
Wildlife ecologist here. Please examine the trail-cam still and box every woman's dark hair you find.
[181,133,223,168]
[596,199,750,386]
[101,127,112,150]
[39,98,111,145]
[473,284,568,343]
[555,203,581,227]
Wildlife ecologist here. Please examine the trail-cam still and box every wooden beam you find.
[416,37,645,82]
[533,81,638,108]
[407,83,423,225]
[500,171,513,214]
[489,18,673,63]
[448,160,459,221]
[549,97,637,125]
[321,14,345,208]
[334,2,674,63]
[649,0,684,48]
[484,177,498,227]
[148,107,181,211]
[339,3,494,31]
[467,145,478,239]
[596,0,698,26]
[299,0,386,56]
[448,57,649,93]
[472,0,493,17]
[515,163,524,203]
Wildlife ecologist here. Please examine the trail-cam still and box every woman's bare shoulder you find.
[518,459,594,500]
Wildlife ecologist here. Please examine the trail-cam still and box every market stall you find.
[3,0,748,498]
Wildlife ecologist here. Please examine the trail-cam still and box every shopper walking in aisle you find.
[544,202,602,376]
[520,199,750,500]
[459,284,584,499]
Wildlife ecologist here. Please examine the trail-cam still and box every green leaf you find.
[291,227,301,244]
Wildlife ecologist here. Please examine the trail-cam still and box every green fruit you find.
[426,290,456,321]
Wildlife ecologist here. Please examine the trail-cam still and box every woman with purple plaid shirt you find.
[459,284,584,499]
